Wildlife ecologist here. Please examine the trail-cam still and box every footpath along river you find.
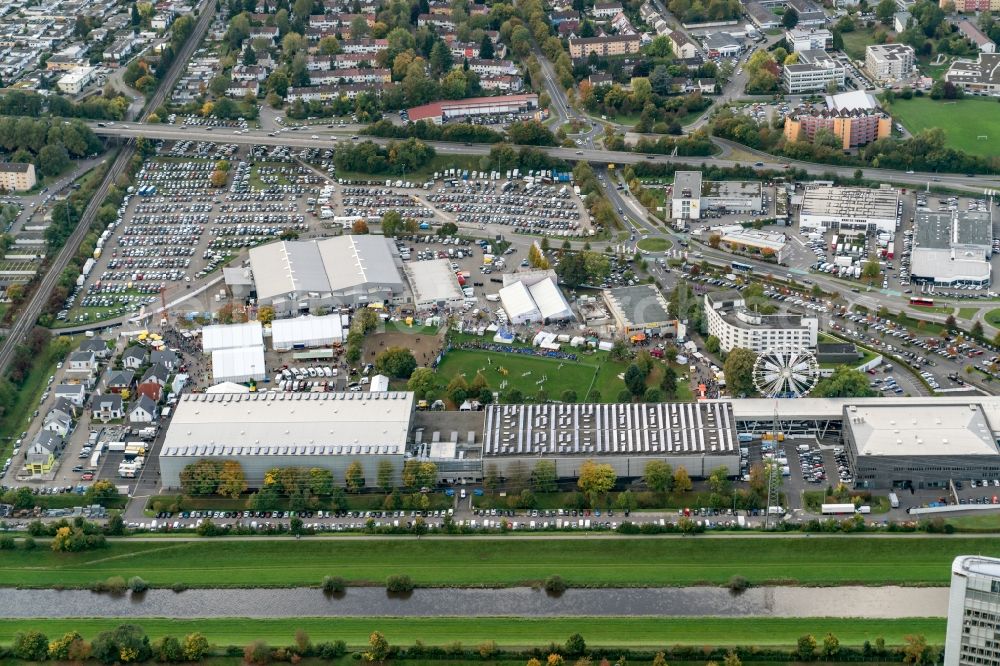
[4,586,947,618]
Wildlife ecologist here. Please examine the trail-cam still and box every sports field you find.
[0,537,995,589]
[0,617,946,648]
[887,97,1000,158]
[437,349,608,400]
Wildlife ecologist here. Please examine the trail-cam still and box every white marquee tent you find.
[202,321,264,352]
[211,346,266,383]
[270,315,344,350]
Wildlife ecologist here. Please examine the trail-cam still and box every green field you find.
[842,27,876,61]
[436,347,690,402]
[986,308,1000,326]
[958,307,979,320]
[0,537,996,589]
[0,617,945,649]
[888,97,1000,158]
[636,237,672,252]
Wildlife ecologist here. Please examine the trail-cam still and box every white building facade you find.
[946,556,1000,666]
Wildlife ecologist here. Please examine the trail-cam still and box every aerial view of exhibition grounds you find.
[4,0,1000,661]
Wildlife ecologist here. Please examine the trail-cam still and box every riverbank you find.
[0,537,993,589]
[0,617,947,648]
[0,586,949,619]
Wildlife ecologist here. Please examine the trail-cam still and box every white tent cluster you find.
[498,270,572,325]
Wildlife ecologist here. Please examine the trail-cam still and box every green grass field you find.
[842,27,877,61]
[0,537,996,589]
[0,617,945,648]
[958,307,979,320]
[436,347,690,402]
[986,308,1000,326]
[888,97,1000,158]
[636,237,672,252]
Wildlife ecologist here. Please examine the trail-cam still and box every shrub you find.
[386,574,414,594]
[727,575,750,593]
[13,630,49,661]
[153,635,183,662]
[0,535,14,549]
[564,634,586,656]
[544,575,567,594]
[128,576,149,593]
[171,582,188,593]
[91,576,128,594]
[322,575,346,594]
[22,536,36,550]
[317,641,347,659]
[245,640,271,666]
[479,640,498,659]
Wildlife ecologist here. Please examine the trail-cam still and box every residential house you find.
[122,346,148,370]
[78,337,111,360]
[248,25,279,43]
[137,380,163,403]
[91,393,124,422]
[232,64,267,82]
[53,383,86,407]
[141,363,170,388]
[42,407,73,437]
[957,20,997,54]
[129,395,159,423]
[150,348,179,371]
[226,80,259,98]
[104,369,136,394]
[591,1,624,18]
[25,431,65,475]
[669,31,699,59]
[68,350,97,372]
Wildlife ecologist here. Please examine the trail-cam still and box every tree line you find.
[0,116,102,180]
[2,624,939,666]
[333,138,436,176]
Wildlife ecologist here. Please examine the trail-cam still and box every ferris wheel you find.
[752,348,820,398]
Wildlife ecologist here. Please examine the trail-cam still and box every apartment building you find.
[568,34,641,58]
[865,43,915,82]
[0,162,37,192]
[957,20,997,54]
[944,0,1000,12]
[669,31,699,59]
[786,28,833,52]
[704,292,818,353]
[945,556,1000,666]
[783,49,845,93]
[784,109,891,148]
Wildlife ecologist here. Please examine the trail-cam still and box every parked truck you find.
[889,492,900,509]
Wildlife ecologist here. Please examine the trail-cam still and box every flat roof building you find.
[946,556,1000,666]
[865,44,915,82]
[784,92,891,148]
[404,258,465,310]
[799,185,900,234]
[482,401,739,479]
[910,209,993,287]
[844,402,1000,489]
[945,53,1000,94]
[159,391,414,487]
[784,50,846,93]
[603,284,673,336]
[719,229,789,263]
[270,314,345,350]
[786,27,833,52]
[406,93,539,124]
[670,171,763,220]
[249,236,406,315]
[568,34,642,58]
[57,65,97,94]
[705,291,818,353]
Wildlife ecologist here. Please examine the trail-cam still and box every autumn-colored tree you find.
[257,305,275,325]
[673,465,693,492]
[217,460,247,498]
[209,170,227,188]
[577,460,616,497]
[345,460,365,493]
[352,219,370,234]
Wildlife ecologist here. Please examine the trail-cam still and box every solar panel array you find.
[482,402,737,457]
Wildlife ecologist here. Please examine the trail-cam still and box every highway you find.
[0,0,218,378]
[89,122,1000,194]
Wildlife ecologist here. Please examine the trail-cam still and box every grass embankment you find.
[636,237,672,252]
[886,97,1000,158]
[0,618,946,648]
[958,307,979,320]
[985,308,1000,327]
[0,537,996,589]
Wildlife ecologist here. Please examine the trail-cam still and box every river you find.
[2,586,947,618]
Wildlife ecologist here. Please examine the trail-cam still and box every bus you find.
[732,260,753,273]
[909,297,934,307]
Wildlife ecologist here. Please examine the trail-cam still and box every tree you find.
[375,346,417,378]
[644,460,673,493]
[429,40,453,77]
[179,459,222,495]
[797,634,818,660]
[407,367,437,399]
[244,641,271,666]
[577,460,616,498]
[183,633,210,661]
[624,363,647,397]
[723,650,742,666]
[564,634,586,656]
[345,461,365,493]
[364,631,390,662]
[723,348,757,397]
[673,465,693,492]
[13,630,48,661]
[822,633,840,658]
[812,366,876,398]
[902,635,933,665]
[705,335,721,354]
[377,460,395,492]
[782,7,799,27]
[48,631,86,661]
[862,258,881,282]
[972,320,984,338]
[875,0,896,22]
[708,466,731,496]
[210,169,228,187]
[91,625,151,664]
[352,219,370,234]
[216,460,247,498]
[532,460,558,493]
[480,34,495,59]
[615,489,638,512]
[257,306,275,325]
[381,210,402,237]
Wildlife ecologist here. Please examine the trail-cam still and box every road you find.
[88,122,1000,194]
[0,0,217,379]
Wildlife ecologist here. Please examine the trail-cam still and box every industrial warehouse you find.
[798,184,901,234]
[910,209,993,287]
[157,392,1000,491]
[247,236,407,316]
